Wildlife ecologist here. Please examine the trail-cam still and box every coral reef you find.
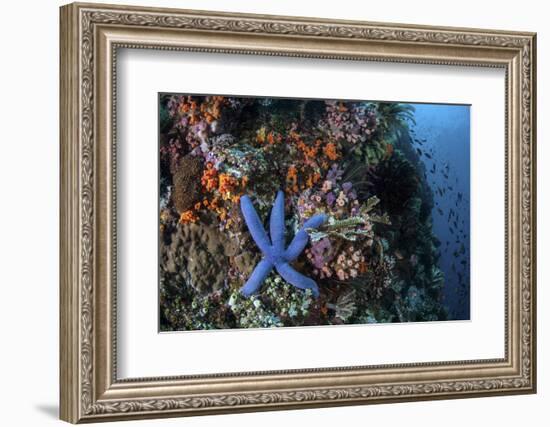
[158,94,461,331]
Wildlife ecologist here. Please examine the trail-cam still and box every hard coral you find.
[172,154,204,214]
[162,222,239,295]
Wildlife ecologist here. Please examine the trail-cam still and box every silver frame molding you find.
[60,2,536,423]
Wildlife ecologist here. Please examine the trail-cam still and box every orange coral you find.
[323,142,339,161]
[266,131,282,145]
[201,163,218,192]
[286,165,299,193]
[179,210,198,224]
[218,173,239,200]
[305,171,322,189]
[209,197,220,210]
[175,96,226,132]
[296,140,318,159]
[256,127,266,144]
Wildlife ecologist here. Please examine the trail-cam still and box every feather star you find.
[240,190,327,298]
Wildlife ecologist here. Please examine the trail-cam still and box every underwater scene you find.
[159,94,470,331]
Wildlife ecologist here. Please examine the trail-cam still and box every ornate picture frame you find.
[60,2,536,423]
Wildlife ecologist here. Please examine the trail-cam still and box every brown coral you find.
[233,251,261,278]
[172,154,204,213]
[161,222,238,295]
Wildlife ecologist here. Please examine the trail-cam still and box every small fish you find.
[449,227,454,235]
[424,152,432,159]
[416,148,422,156]
[437,208,444,215]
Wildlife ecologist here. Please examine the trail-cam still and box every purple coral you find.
[309,238,333,269]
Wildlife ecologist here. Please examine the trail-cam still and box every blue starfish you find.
[240,190,327,298]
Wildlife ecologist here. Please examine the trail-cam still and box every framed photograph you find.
[60,2,537,423]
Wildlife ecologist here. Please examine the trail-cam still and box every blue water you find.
[407,103,471,320]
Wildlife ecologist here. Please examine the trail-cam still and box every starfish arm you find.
[275,262,320,298]
[284,213,328,261]
[269,190,285,251]
[303,213,328,229]
[240,195,272,254]
[240,259,273,296]
[284,230,309,261]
